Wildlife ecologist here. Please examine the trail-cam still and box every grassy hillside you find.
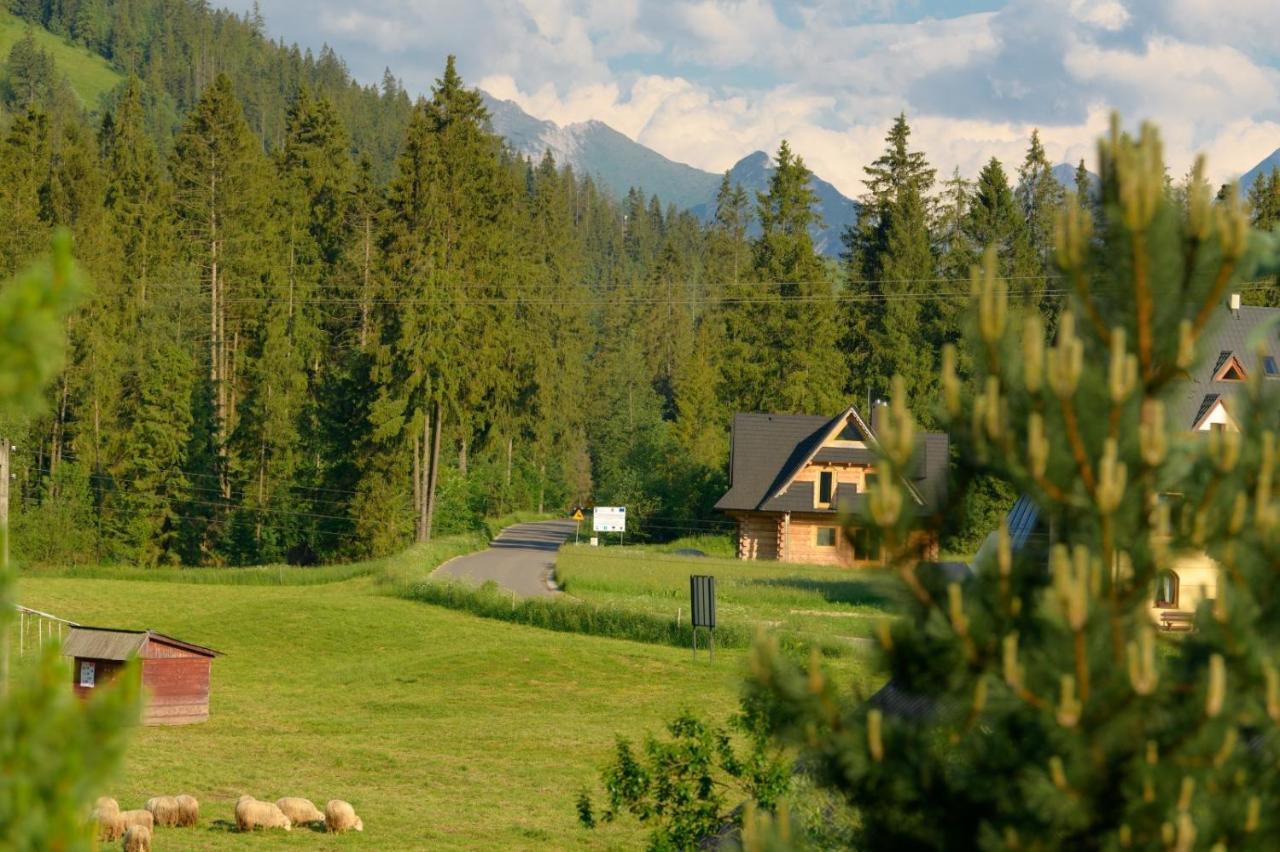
[556,544,900,644]
[16,566,877,849]
[0,11,121,109]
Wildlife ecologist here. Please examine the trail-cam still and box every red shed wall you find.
[141,657,211,725]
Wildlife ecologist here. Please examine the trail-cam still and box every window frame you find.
[815,526,837,547]
[816,470,835,508]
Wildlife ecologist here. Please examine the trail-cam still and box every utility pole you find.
[0,437,9,569]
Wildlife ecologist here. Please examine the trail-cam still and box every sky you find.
[224,0,1280,197]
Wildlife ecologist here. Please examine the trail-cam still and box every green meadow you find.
[0,11,122,109]
[555,543,901,646]
[16,534,880,850]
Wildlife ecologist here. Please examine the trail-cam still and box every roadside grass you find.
[15,574,877,850]
[555,544,901,645]
[0,11,122,109]
[21,534,488,587]
[644,533,737,558]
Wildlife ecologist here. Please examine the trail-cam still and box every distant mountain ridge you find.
[481,92,858,256]
[1242,148,1280,194]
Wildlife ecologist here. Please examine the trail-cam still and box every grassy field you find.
[555,544,901,646]
[0,11,122,110]
[15,542,879,849]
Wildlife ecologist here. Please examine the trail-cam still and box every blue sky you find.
[226,1,1280,195]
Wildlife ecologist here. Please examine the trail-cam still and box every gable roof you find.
[1173,304,1280,429]
[715,405,949,514]
[61,626,221,660]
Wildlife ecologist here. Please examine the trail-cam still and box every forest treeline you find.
[2,0,1278,566]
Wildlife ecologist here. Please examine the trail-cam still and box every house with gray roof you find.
[714,402,948,567]
[1174,297,1280,432]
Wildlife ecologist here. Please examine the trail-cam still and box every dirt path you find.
[431,519,576,597]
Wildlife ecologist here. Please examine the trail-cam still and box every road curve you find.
[432,519,577,597]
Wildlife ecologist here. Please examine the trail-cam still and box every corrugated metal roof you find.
[1006,494,1042,551]
[61,627,220,660]
[62,628,147,660]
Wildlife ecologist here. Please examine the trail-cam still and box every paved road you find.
[432,519,577,597]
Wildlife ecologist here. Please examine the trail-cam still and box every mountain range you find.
[482,92,856,255]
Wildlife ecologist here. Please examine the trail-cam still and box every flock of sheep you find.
[93,793,364,850]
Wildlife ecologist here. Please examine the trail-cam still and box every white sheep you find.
[325,799,364,833]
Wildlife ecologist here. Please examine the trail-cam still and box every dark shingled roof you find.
[715,406,949,514]
[715,412,836,512]
[1173,304,1280,429]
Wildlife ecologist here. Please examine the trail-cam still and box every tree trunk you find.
[458,436,468,477]
[359,214,371,348]
[505,435,513,487]
[412,429,423,543]
[538,462,546,515]
[424,400,442,542]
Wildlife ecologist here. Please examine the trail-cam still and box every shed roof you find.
[62,626,221,660]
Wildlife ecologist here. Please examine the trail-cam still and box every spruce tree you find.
[748,141,846,414]
[1016,129,1067,285]
[749,119,1280,849]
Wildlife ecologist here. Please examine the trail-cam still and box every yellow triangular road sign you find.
[572,509,584,521]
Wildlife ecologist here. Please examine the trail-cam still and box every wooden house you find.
[714,402,949,567]
[62,626,221,725]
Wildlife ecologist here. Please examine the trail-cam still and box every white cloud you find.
[232,0,1280,192]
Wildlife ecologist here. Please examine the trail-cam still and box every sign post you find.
[689,575,716,661]
[572,508,584,543]
[592,506,626,546]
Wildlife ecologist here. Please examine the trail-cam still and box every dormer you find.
[1213,351,1247,382]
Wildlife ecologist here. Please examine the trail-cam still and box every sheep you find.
[145,795,180,827]
[175,794,200,827]
[94,797,123,842]
[121,824,152,852]
[325,799,364,833]
[275,797,325,827]
[118,810,154,833]
[235,796,293,832]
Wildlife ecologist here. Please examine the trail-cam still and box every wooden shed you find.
[62,626,221,726]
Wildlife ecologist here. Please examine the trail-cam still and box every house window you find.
[815,527,837,547]
[851,527,881,561]
[1155,571,1179,608]
[1215,352,1246,381]
[1265,356,1278,377]
[79,661,96,688]
[836,421,865,442]
[865,472,878,490]
[817,471,834,507]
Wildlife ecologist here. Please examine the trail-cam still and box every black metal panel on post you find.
[690,575,716,628]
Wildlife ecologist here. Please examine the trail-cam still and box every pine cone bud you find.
[1108,327,1138,403]
[1049,756,1068,789]
[948,582,969,636]
[1023,313,1044,393]
[1049,312,1083,398]
[867,709,884,762]
[1097,438,1127,514]
[1216,185,1249,261]
[1003,632,1022,689]
[1056,674,1081,727]
[1176,319,1197,370]
[1127,628,1158,695]
[941,344,961,419]
[1028,413,1049,479]
[1186,155,1212,241]
[1206,654,1225,718]
[1139,399,1167,466]
[976,247,1008,344]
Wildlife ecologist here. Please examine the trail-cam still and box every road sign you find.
[593,506,626,533]
[690,576,716,628]
[690,575,716,661]
[572,509,584,521]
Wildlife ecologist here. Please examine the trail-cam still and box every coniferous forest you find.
[2,0,1276,568]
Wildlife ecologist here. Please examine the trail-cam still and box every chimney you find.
[871,399,888,436]
[1230,293,1241,313]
